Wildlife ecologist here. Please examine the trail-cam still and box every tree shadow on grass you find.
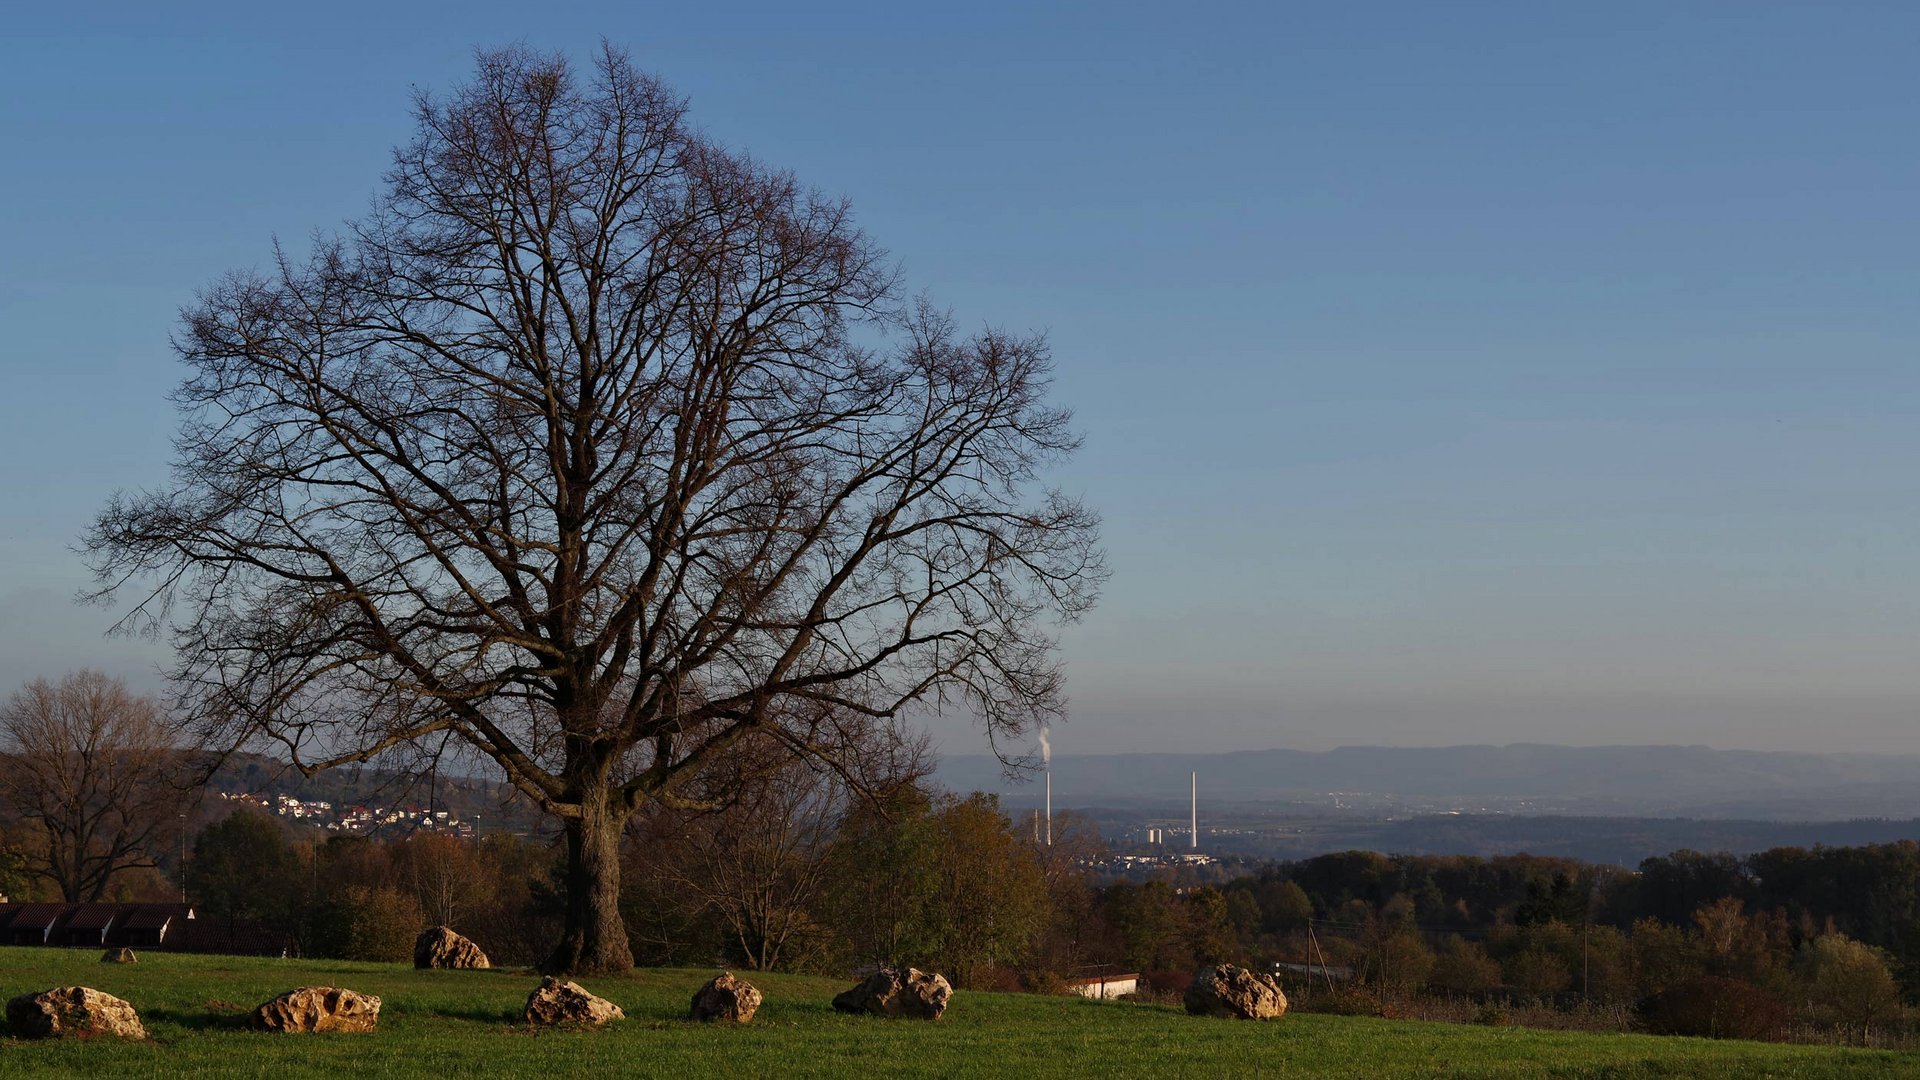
[141,1006,255,1033]
[425,1007,524,1025]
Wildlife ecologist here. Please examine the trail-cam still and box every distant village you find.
[215,790,478,837]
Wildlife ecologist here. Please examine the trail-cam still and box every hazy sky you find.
[4,3,1920,755]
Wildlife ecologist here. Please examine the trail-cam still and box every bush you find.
[1024,971,1069,996]
[1141,969,1193,996]
[1430,936,1503,994]
[1798,934,1902,1033]
[1306,985,1388,1017]
[1505,948,1572,996]
[1643,976,1791,1041]
[1362,929,1435,993]
[307,885,422,962]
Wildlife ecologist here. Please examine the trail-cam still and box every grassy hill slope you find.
[0,949,1913,1078]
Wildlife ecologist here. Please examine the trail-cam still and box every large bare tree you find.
[83,45,1103,973]
[0,671,190,902]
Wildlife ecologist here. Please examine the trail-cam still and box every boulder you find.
[101,947,138,964]
[831,966,952,1020]
[413,925,491,970]
[689,971,761,1023]
[251,987,382,1033]
[1183,964,1288,1020]
[6,986,147,1039]
[524,976,624,1027]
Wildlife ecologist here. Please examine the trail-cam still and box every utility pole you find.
[178,812,187,903]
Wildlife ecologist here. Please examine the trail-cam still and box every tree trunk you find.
[544,801,635,975]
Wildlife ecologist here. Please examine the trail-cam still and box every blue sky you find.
[4,2,1919,754]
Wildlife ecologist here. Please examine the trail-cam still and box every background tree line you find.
[9,668,1920,1045]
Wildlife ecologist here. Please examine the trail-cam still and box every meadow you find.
[1,948,1916,1078]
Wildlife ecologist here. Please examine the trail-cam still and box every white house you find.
[1065,972,1139,1000]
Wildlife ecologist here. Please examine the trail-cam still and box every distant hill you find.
[1203,813,1920,867]
[936,743,1920,820]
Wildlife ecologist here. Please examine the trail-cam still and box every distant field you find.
[0,949,1914,1078]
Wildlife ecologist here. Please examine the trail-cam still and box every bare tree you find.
[637,730,929,971]
[0,671,190,902]
[83,44,1103,973]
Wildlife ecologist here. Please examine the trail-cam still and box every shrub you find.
[1505,948,1572,996]
[1430,936,1503,994]
[1141,969,1193,996]
[1362,929,1435,993]
[307,885,422,962]
[1798,934,1902,1033]
[1643,976,1791,1041]
[1024,971,1069,996]
[1308,985,1387,1017]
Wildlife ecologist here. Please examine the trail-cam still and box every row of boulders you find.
[4,980,600,1038]
[3,985,384,1039]
[5,962,1273,1043]
[2,965,954,1041]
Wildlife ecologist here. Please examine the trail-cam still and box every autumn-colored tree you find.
[1504,948,1572,996]
[309,885,423,962]
[391,831,494,930]
[1632,916,1709,998]
[0,671,191,901]
[1025,809,1106,979]
[1798,934,1902,1037]
[1429,935,1502,994]
[922,793,1050,987]
[192,808,301,936]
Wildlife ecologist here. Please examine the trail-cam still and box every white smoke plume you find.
[1038,726,1051,767]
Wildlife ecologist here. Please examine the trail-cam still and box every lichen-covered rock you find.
[831,966,952,1020]
[413,925,490,970]
[1184,964,1288,1020]
[101,947,138,964]
[524,976,623,1027]
[251,986,382,1033]
[6,986,147,1039]
[689,971,761,1022]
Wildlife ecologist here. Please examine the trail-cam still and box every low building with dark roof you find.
[110,903,196,947]
[0,902,197,948]
[0,903,75,946]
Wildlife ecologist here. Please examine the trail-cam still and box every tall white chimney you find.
[1190,771,1198,849]
[1040,726,1053,846]
[1045,770,1052,846]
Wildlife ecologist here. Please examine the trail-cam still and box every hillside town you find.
[214,791,476,837]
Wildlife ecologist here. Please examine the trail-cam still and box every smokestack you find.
[1040,726,1052,846]
[1190,771,1198,849]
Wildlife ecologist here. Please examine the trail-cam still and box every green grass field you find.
[1,949,1916,1078]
